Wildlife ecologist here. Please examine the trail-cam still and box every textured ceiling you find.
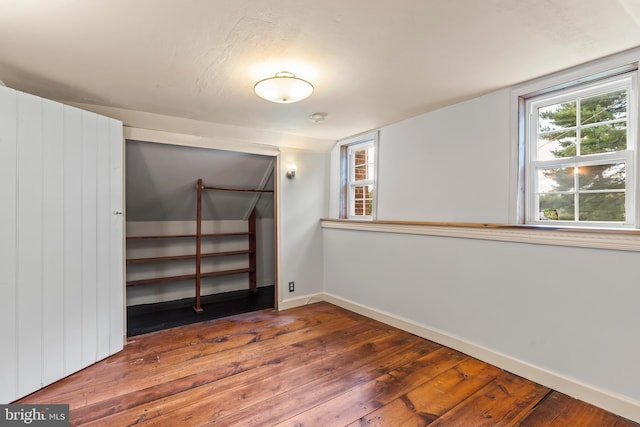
[1,1,640,148]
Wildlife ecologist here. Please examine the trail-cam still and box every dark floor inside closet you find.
[127,285,275,336]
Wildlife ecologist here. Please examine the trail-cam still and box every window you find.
[339,133,378,219]
[523,70,637,228]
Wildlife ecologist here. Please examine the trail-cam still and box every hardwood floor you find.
[127,285,275,336]
[17,302,639,426]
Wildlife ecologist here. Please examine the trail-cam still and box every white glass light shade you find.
[286,163,297,178]
[254,71,314,103]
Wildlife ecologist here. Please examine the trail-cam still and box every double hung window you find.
[523,70,637,227]
[340,133,378,219]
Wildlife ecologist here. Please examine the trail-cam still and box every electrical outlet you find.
[288,281,295,292]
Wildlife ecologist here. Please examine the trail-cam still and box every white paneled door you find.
[0,86,124,402]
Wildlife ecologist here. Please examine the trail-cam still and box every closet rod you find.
[201,184,274,193]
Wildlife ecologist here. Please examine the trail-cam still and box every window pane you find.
[539,193,575,220]
[579,193,625,221]
[538,167,574,192]
[352,184,374,216]
[353,148,367,181]
[578,163,625,190]
[353,198,364,216]
[580,89,627,125]
[580,122,626,154]
[352,147,375,182]
[538,101,576,132]
[353,164,367,181]
[537,130,576,159]
[354,164,374,181]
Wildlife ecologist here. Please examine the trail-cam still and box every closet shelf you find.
[126,232,253,240]
[126,249,253,264]
[126,267,255,287]
[125,178,265,313]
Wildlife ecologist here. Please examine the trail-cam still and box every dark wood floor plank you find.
[126,284,275,336]
[274,347,468,426]
[345,398,431,427]
[14,302,639,427]
[19,309,299,399]
[21,305,364,409]
[121,302,356,366]
[121,302,356,363]
[351,357,502,426]
[73,323,395,426]
[517,391,640,427]
[158,331,437,426]
[429,371,550,426]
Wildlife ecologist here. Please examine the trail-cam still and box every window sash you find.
[348,142,375,218]
[349,182,375,218]
[524,73,637,227]
[341,135,377,220]
[530,152,633,225]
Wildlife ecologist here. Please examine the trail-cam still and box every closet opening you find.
[124,140,277,336]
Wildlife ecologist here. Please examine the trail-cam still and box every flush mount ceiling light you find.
[254,71,314,103]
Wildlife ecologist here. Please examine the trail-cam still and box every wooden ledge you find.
[320,219,640,252]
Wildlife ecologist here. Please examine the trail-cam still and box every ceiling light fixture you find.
[254,71,314,104]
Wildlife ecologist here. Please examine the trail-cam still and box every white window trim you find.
[337,131,379,220]
[510,50,640,229]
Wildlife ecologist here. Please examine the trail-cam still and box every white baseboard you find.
[277,292,325,311]
[280,291,640,423]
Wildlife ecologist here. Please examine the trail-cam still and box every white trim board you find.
[280,291,640,423]
[278,293,325,311]
[321,220,640,252]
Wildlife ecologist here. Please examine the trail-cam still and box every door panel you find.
[16,92,45,396]
[81,111,99,368]
[42,99,65,385]
[0,87,18,403]
[0,86,124,403]
[62,105,84,376]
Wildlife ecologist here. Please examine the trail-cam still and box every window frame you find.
[521,69,639,228]
[338,132,379,220]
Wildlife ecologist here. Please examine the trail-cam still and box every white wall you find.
[328,89,512,223]
[256,218,275,288]
[126,219,275,305]
[377,90,512,222]
[279,150,329,305]
[323,51,640,420]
